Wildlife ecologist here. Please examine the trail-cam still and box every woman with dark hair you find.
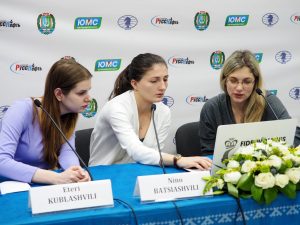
[0,58,92,184]
[89,53,212,170]
[199,50,300,153]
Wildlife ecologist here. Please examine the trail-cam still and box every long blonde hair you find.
[39,58,92,169]
[220,50,266,122]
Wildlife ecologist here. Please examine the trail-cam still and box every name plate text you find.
[29,180,113,214]
[134,171,212,202]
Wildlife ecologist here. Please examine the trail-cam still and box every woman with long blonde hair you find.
[199,50,300,153]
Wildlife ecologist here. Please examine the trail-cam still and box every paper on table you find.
[185,168,210,173]
[0,181,30,195]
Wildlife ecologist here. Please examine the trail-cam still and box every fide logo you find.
[81,98,97,118]
[225,138,238,151]
[275,50,292,64]
[118,15,138,30]
[221,138,238,161]
[289,87,300,100]
[262,13,279,27]
[37,13,55,35]
[162,96,174,107]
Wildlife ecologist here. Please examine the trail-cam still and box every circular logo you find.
[290,13,300,24]
[0,105,9,120]
[289,87,300,100]
[225,138,238,150]
[81,98,98,118]
[194,11,210,31]
[210,51,225,70]
[167,56,195,67]
[186,95,208,105]
[118,15,138,30]
[37,13,55,35]
[262,13,279,27]
[161,96,174,107]
[275,51,292,64]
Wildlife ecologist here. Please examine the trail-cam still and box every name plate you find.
[134,171,212,202]
[29,180,113,214]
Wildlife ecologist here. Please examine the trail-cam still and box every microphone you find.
[255,88,279,120]
[151,104,185,225]
[151,103,166,174]
[34,99,93,181]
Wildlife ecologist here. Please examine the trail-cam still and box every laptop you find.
[211,118,297,175]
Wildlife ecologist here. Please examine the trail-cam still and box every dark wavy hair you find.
[109,53,167,99]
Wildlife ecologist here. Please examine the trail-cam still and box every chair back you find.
[75,128,93,166]
[175,122,202,156]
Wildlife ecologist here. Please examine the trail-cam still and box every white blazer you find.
[89,90,171,166]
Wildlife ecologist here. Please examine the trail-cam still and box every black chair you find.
[75,128,93,166]
[175,122,202,157]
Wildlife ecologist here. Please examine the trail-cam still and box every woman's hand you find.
[32,166,91,184]
[57,166,91,184]
[176,156,212,170]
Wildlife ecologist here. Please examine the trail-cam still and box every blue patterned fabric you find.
[0,163,299,225]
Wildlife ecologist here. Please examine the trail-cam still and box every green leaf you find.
[297,183,300,191]
[264,188,278,205]
[202,176,212,181]
[213,190,224,195]
[240,193,252,199]
[278,163,287,173]
[251,184,263,203]
[227,183,239,198]
[280,182,296,199]
[237,173,254,191]
[203,180,214,194]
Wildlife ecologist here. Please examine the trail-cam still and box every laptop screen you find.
[211,118,297,175]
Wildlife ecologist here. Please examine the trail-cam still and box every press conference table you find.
[1,163,300,225]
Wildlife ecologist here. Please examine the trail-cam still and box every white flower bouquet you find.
[203,139,300,204]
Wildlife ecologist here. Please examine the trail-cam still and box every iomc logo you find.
[225,15,249,26]
[95,59,121,71]
[74,17,102,29]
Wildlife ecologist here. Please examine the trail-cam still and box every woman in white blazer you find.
[89,53,211,170]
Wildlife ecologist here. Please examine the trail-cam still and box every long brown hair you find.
[39,58,92,169]
[109,53,167,99]
[220,50,266,122]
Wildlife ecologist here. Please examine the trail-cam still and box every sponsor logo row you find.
[162,89,300,108]
[1,12,299,33]
[8,50,293,75]
[0,89,299,120]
